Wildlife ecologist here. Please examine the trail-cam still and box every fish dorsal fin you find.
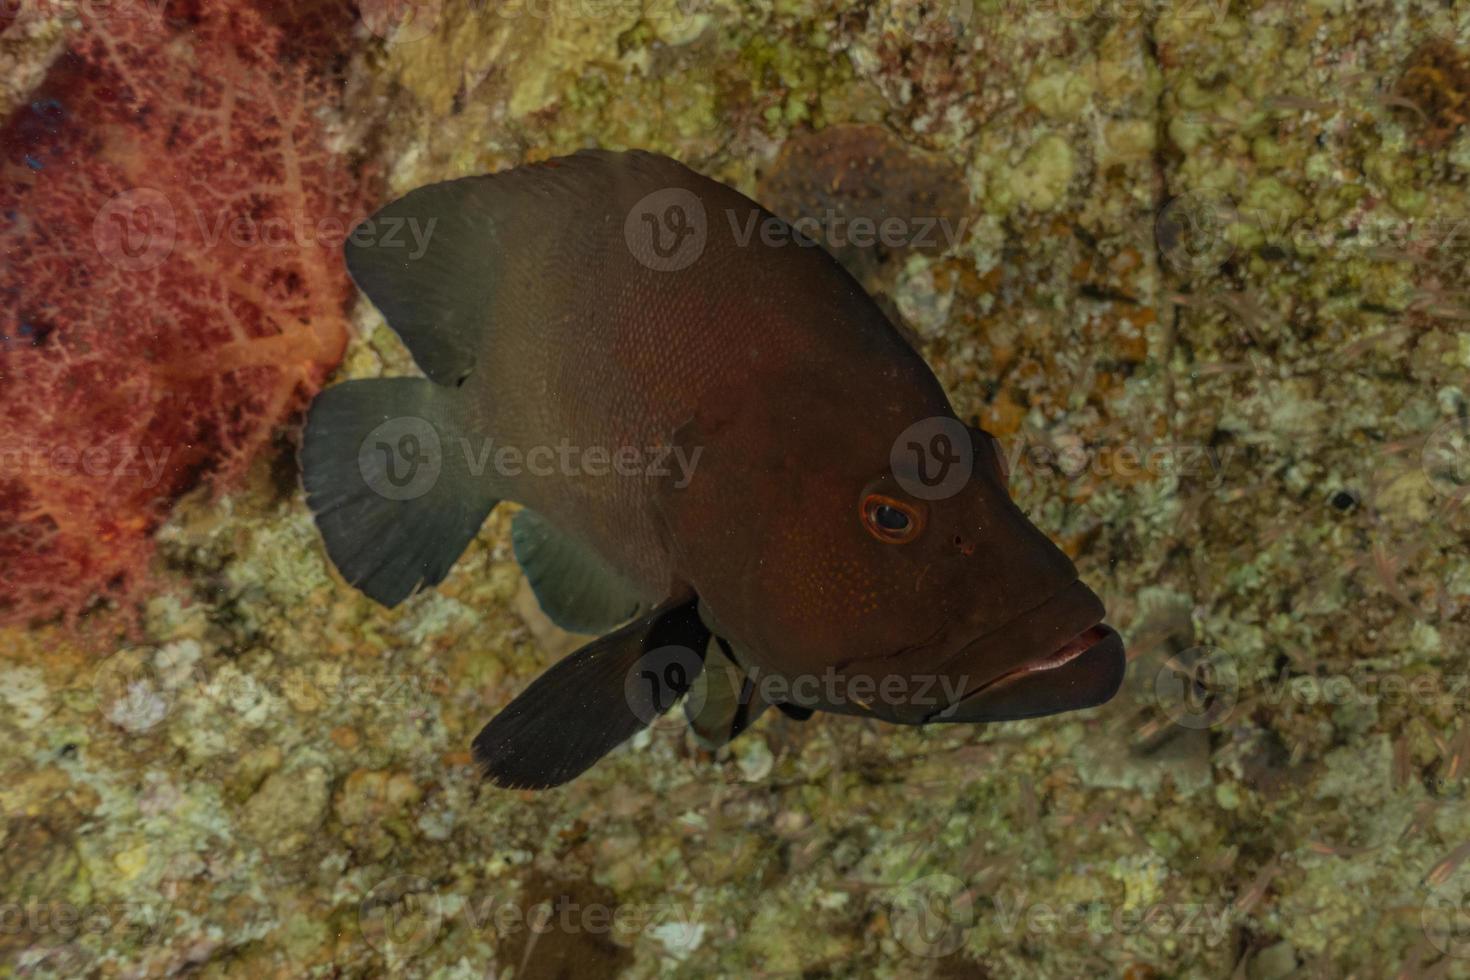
[344,151,708,385]
[511,509,646,635]
[473,598,710,789]
[345,176,495,385]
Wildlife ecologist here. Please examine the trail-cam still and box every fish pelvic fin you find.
[473,597,709,789]
[685,637,769,750]
[301,376,500,607]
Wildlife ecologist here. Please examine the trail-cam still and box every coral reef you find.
[0,0,368,627]
[1,0,1468,977]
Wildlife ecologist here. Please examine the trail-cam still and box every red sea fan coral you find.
[0,0,369,627]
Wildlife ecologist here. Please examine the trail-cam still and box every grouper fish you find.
[301,149,1126,789]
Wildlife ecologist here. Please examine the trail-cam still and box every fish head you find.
[675,377,1125,727]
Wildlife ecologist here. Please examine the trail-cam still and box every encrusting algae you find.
[1,1,1467,977]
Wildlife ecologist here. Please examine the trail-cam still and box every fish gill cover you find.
[0,0,371,630]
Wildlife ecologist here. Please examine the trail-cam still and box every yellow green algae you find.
[2,0,1469,977]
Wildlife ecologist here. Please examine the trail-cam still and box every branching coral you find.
[0,0,368,628]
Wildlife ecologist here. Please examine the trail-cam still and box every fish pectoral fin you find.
[685,637,770,750]
[301,377,499,607]
[511,509,645,635]
[473,597,710,789]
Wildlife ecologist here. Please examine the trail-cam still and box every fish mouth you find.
[927,622,1125,723]
[818,579,1126,725]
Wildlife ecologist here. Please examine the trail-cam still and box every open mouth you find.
[933,622,1126,723]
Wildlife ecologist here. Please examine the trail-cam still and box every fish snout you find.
[806,580,1125,726]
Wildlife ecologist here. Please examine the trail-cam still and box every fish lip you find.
[927,578,1106,683]
[927,624,1126,723]
[967,624,1109,695]
[823,579,1114,725]
[844,579,1086,671]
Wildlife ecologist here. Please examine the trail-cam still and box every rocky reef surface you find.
[2,1,1468,977]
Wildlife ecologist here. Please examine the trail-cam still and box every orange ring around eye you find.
[860,493,925,544]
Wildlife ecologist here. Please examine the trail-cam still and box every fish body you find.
[302,150,1126,788]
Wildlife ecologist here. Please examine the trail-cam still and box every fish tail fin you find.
[301,376,500,607]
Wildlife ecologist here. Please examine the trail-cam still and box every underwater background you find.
[2,0,1469,976]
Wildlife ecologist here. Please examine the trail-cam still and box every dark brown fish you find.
[301,149,1125,789]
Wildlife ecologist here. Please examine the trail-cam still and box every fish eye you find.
[875,505,908,530]
[860,493,924,544]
